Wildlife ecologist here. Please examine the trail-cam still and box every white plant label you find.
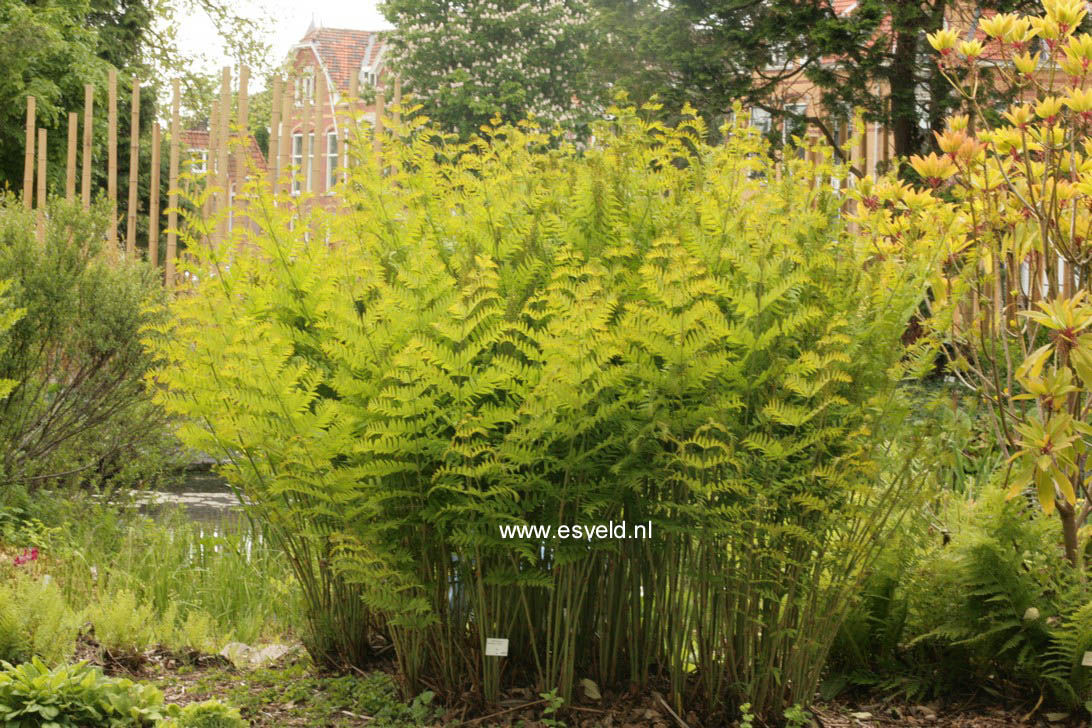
[1082,651,1092,667]
[485,638,509,657]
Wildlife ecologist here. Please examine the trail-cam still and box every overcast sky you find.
[174,0,393,82]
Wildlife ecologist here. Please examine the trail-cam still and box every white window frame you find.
[750,107,772,135]
[291,133,303,194]
[296,67,316,104]
[326,131,339,191]
[190,149,209,175]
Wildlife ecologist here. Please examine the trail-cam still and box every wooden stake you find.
[216,66,230,245]
[312,71,326,194]
[36,128,46,244]
[269,75,282,193]
[149,123,161,267]
[126,77,140,257]
[166,78,180,288]
[374,90,384,165]
[108,68,118,248]
[302,78,314,192]
[82,84,93,209]
[236,64,250,181]
[66,112,78,202]
[392,76,402,129]
[279,82,292,196]
[345,74,357,173]
[236,64,250,233]
[207,99,219,224]
[23,96,35,209]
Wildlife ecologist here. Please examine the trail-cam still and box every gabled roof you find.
[179,129,268,177]
[298,27,386,94]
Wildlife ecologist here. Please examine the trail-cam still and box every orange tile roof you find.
[179,129,268,179]
[300,27,386,94]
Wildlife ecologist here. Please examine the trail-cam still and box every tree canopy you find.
[379,0,604,137]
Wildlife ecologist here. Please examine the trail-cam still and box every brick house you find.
[751,0,990,176]
[178,128,267,182]
[280,24,389,197]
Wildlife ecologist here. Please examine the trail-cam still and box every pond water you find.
[135,470,244,525]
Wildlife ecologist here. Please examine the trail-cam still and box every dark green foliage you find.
[0,197,176,490]
[828,480,1092,709]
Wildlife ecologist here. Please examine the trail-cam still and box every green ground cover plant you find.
[0,658,170,727]
[149,98,938,722]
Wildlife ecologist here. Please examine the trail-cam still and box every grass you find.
[0,488,301,650]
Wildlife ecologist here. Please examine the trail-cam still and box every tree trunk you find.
[1058,499,1080,567]
[890,29,920,159]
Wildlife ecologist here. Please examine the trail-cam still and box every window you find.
[296,67,315,104]
[750,108,772,135]
[327,131,339,190]
[291,133,303,194]
[783,104,808,146]
[189,149,208,175]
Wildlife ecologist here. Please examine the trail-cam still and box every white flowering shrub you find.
[379,0,603,136]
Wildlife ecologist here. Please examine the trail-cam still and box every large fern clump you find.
[147,100,936,722]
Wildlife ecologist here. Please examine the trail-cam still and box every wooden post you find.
[346,73,358,173]
[36,128,46,244]
[235,64,249,233]
[269,75,282,193]
[279,83,292,195]
[166,78,180,288]
[216,66,230,244]
[66,112,78,201]
[23,96,35,209]
[374,89,384,166]
[108,68,118,249]
[236,64,250,181]
[149,123,161,267]
[81,84,93,209]
[126,77,140,257]
[207,99,219,224]
[392,76,402,129]
[312,71,326,194]
[302,79,313,192]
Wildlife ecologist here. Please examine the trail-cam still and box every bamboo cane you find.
[237,64,250,181]
[166,78,180,288]
[36,128,46,244]
[66,113,78,202]
[347,72,358,174]
[149,123,161,267]
[374,90,384,166]
[312,71,326,194]
[108,68,118,249]
[126,77,140,257]
[279,82,292,196]
[23,96,35,209]
[269,76,282,193]
[236,64,249,232]
[216,66,230,245]
[303,77,314,193]
[392,75,402,129]
[206,99,218,243]
[82,84,93,209]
